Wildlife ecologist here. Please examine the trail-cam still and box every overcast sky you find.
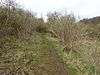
[16,0,100,19]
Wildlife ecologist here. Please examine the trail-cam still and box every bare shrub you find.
[47,12,81,52]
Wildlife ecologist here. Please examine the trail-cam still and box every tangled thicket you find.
[0,0,100,75]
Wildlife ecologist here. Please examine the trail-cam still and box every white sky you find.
[16,0,100,19]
